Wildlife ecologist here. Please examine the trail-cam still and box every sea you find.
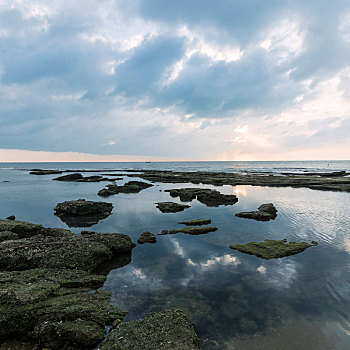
[1,161,350,350]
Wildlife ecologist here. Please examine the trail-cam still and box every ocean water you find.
[1,161,350,349]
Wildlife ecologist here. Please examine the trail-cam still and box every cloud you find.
[0,0,349,160]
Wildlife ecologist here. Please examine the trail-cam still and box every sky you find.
[1,0,350,162]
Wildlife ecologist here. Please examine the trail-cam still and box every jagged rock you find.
[98,181,153,197]
[6,215,15,220]
[165,188,238,207]
[138,231,157,244]
[100,309,200,350]
[159,226,217,235]
[54,199,113,227]
[229,239,318,259]
[235,203,277,221]
[155,202,191,213]
[178,219,211,226]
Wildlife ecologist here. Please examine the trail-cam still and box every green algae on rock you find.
[165,188,238,207]
[138,231,157,244]
[155,201,191,213]
[178,219,212,226]
[98,181,153,197]
[159,226,218,235]
[235,203,278,221]
[100,309,200,350]
[229,239,318,259]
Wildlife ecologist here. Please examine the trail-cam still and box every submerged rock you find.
[165,188,238,207]
[178,219,212,226]
[155,202,191,213]
[229,239,318,259]
[159,226,217,235]
[235,203,277,221]
[98,181,153,197]
[54,199,113,227]
[138,231,157,244]
[100,309,200,350]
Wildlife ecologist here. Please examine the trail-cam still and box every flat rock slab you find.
[98,181,153,197]
[229,239,318,259]
[235,203,277,221]
[54,199,113,227]
[53,173,113,182]
[155,202,191,213]
[165,188,238,207]
[159,226,217,235]
[100,309,199,350]
[138,231,157,244]
[179,219,211,226]
[30,170,63,175]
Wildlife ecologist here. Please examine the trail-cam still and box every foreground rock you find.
[54,199,113,227]
[0,219,136,349]
[159,226,218,235]
[235,203,277,221]
[165,188,238,207]
[98,181,153,197]
[155,202,191,213]
[138,231,157,244]
[229,239,318,259]
[179,219,211,226]
[100,309,200,350]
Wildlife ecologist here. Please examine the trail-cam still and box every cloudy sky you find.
[1,0,350,161]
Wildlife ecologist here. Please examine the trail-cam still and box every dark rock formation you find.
[165,188,238,207]
[30,170,63,175]
[235,203,277,221]
[159,226,217,235]
[229,239,318,259]
[98,181,153,197]
[178,219,212,226]
[53,173,84,181]
[138,231,157,244]
[6,215,15,220]
[54,199,113,227]
[100,309,200,350]
[155,202,191,213]
[0,219,136,349]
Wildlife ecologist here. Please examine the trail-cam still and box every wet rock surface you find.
[179,219,212,226]
[98,181,153,197]
[229,239,318,259]
[155,202,191,213]
[159,226,218,235]
[138,231,157,244]
[53,173,115,182]
[235,203,278,221]
[0,219,136,349]
[30,170,63,175]
[54,199,113,227]
[165,188,238,207]
[53,173,84,181]
[100,309,200,350]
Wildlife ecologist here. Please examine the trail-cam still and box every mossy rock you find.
[100,309,199,350]
[155,202,191,213]
[159,227,217,235]
[0,231,18,242]
[138,231,157,244]
[235,203,278,221]
[178,219,211,226]
[229,239,318,259]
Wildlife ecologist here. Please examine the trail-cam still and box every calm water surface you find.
[1,162,350,349]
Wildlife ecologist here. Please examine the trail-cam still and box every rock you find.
[229,239,318,259]
[0,231,18,242]
[155,202,191,213]
[29,170,63,175]
[159,226,218,235]
[165,188,238,207]
[98,181,153,197]
[138,231,157,244]
[178,219,211,226]
[235,203,277,221]
[6,215,15,220]
[53,173,83,181]
[100,309,200,350]
[54,199,113,227]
